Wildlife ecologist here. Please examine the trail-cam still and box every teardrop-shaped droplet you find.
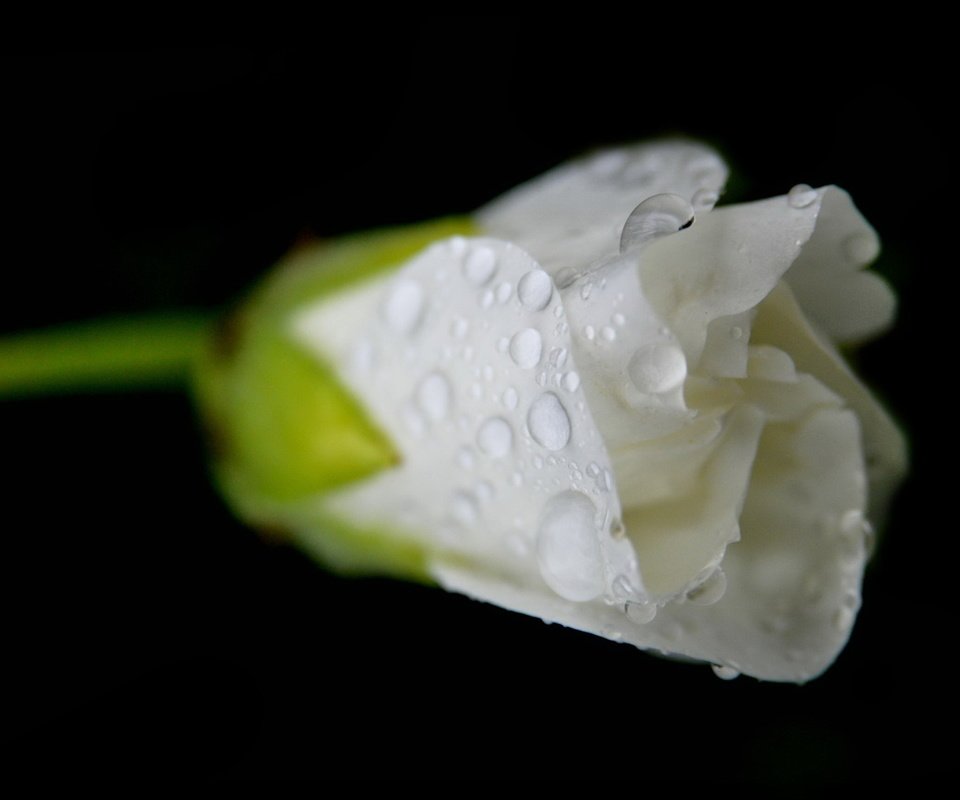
[517,269,553,310]
[509,328,543,369]
[686,568,727,606]
[620,193,695,253]
[528,392,572,451]
[711,664,740,681]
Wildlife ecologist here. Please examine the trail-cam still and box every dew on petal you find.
[627,342,687,394]
[509,328,543,369]
[496,281,513,304]
[619,193,695,253]
[625,600,657,624]
[787,184,817,209]
[686,568,727,606]
[416,372,451,420]
[463,246,498,285]
[477,416,514,458]
[562,371,581,392]
[536,491,604,602]
[711,664,740,681]
[517,269,553,310]
[382,280,425,334]
[528,392,572,451]
[502,386,519,410]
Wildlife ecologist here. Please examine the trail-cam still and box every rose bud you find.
[195,140,906,682]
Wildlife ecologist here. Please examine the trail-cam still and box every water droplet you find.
[730,326,743,340]
[711,664,740,681]
[517,269,553,311]
[502,386,519,410]
[601,326,616,342]
[842,232,879,264]
[496,281,513,304]
[383,281,425,334]
[562,371,581,392]
[533,455,544,469]
[610,517,625,539]
[686,568,727,606]
[612,312,626,327]
[549,347,568,368]
[536,491,604,602]
[619,193,695,253]
[475,480,494,502]
[555,267,578,289]
[788,184,817,209]
[477,417,514,458]
[416,372,451,420]
[509,328,543,369]
[450,491,480,527]
[583,325,596,341]
[625,601,657,624]
[457,447,476,470]
[611,574,640,601]
[528,392,572,451]
[580,282,593,300]
[692,187,719,209]
[451,317,469,339]
[479,289,495,309]
[463,246,498,285]
[627,342,687,394]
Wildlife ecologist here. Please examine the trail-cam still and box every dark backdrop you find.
[1,37,950,784]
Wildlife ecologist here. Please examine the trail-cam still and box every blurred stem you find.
[0,313,212,398]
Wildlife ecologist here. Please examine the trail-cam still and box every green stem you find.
[0,313,213,398]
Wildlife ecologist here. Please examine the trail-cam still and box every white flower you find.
[205,140,906,683]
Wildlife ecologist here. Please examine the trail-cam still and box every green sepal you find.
[194,217,476,578]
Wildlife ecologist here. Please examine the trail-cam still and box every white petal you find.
[751,282,907,525]
[785,187,897,344]
[478,140,728,275]
[638,189,828,367]
[290,236,641,601]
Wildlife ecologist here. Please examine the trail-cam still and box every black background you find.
[1,36,951,784]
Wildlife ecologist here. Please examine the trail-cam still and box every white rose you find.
[200,140,906,683]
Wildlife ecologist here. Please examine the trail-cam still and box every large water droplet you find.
[416,372,451,420]
[528,392,572,451]
[463,246,498,285]
[517,269,553,310]
[686,568,727,606]
[627,342,687,394]
[788,184,817,209]
[477,417,513,458]
[383,280,425,334]
[620,193,695,253]
[536,491,604,602]
[509,328,543,369]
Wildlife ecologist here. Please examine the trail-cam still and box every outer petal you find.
[478,140,728,274]
[291,237,640,602]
